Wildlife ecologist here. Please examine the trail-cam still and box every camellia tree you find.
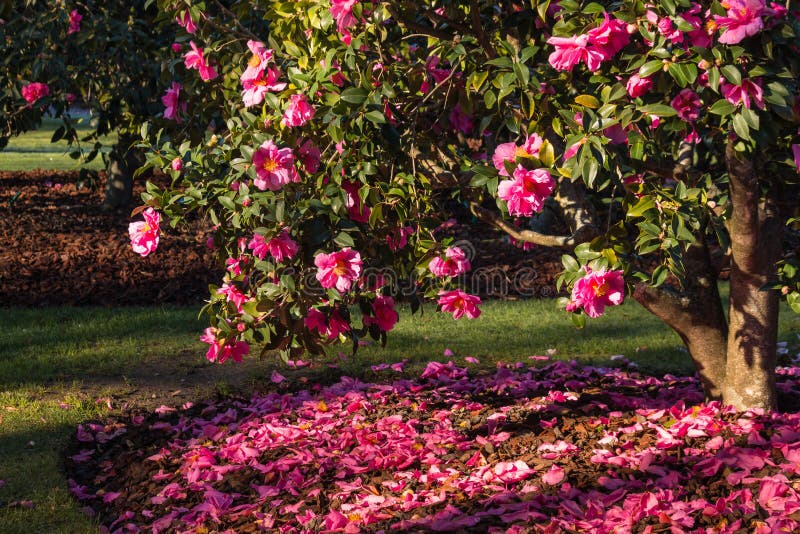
[0,0,207,208]
[136,0,800,411]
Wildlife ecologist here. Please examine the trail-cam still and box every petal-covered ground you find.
[66,360,800,533]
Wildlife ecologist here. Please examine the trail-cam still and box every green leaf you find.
[637,103,677,117]
[720,65,742,86]
[575,94,600,108]
[627,196,656,217]
[364,110,386,124]
[333,231,355,248]
[561,254,579,272]
[788,292,800,314]
[708,99,736,116]
[639,60,664,78]
[340,87,368,104]
[218,195,236,211]
[732,113,750,141]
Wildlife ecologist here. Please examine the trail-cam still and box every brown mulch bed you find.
[0,170,219,306]
[0,171,564,307]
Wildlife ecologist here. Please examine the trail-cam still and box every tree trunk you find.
[103,134,142,210]
[633,238,728,401]
[721,142,782,411]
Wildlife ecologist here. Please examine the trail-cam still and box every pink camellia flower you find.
[171,42,182,53]
[587,13,630,59]
[248,234,269,260]
[171,157,183,172]
[305,308,351,340]
[240,41,286,107]
[315,248,362,293]
[249,231,298,263]
[721,78,765,110]
[330,0,358,33]
[449,104,474,134]
[429,246,471,277]
[176,11,198,34]
[670,88,702,122]
[251,140,299,191]
[492,134,544,176]
[161,82,186,122]
[363,295,398,332]
[715,0,766,44]
[547,34,604,72]
[626,74,653,98]
[242,67,286,107]
[497,166,555,217]
[438,290,482,320]
[281,94,315,127]
[683,4,714,48]
[20,82,49,105]
[128,207,160,257]
[184,42,218,81]
[570,267,625,318]
[216,283,249,313]
[200,327,250,363]
[342,181,371,223]
[387,226,414,251]
[267,229,299,263]
[226,257,244,276]
[297,140,321,174]
[68,9,83,34]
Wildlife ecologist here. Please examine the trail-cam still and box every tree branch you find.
[385,4,456,41]
[469,201,592,248]
[469,0,497,59]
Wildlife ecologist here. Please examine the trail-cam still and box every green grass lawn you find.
[1,299,799,532]
[0,118,117,172]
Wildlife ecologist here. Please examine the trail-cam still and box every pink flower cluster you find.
[21,82,49,105]
[252,140,299,191]
[497,167,555,217]
[305,308,351,340]
[128,208,160,257]
[248,230,298,264]
[567,267,625,318]
[281,94,315,127]
[176,11,198,34]
[492,134,544,177]
[363,295,398,332]
[715,0,768,44]
[721,78,765,110]
[240,40,286,108]
[199,327,249,363]
[315,248,362,293]
[161,82,186,122]
[68,9,82,34]
[547,13,629,72]
[429,246,471,277]
[330,0,358,34]
[437,289,481,320]
[184,42,218,81]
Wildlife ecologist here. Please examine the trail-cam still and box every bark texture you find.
[103,134,142,210]
[632,239,728,401]
[722,142,782,410]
